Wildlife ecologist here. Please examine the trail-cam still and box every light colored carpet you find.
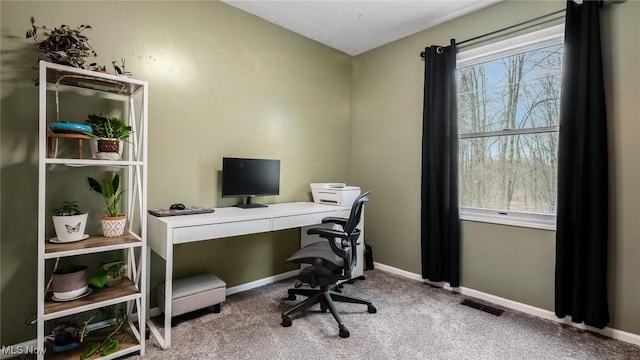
[140,269,640,359]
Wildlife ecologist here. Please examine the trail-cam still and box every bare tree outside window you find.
[457,43,563,214]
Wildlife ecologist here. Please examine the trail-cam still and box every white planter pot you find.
[52,213,88,242]
[90,138,124,160]
[101,215,127,237]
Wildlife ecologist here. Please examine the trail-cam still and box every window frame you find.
[456,24,564,231]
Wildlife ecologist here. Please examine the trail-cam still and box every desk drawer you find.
[272,212,333,231]
[173,219,271,243]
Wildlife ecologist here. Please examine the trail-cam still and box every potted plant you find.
[89,261,125,288]
[51,265,89,301]
[25,16,98,70]
[47,320,81,353]
[51,201,88,243]
[85,114,133,160]
[88,174,127,237]
[79,309,127,359]
[44,309,125,357]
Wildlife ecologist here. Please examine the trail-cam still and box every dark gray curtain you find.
[421,39,460,287]
[555,0,609,329]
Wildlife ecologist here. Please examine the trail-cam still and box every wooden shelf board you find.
[44,279,139,317]
[45,322,140,360]
[45,232,141,257]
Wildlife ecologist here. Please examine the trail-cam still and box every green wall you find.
[2,0,639,348]
[352,0,640,336]
[0,0,352,345]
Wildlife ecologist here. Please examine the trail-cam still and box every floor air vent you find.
[461,299,504,316]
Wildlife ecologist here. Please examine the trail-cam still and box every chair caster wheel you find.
[339,325,350,338]
[282,316,292,327]
[368,305,377,314]
[287,293,296,301]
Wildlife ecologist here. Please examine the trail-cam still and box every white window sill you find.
[459,207,556,231]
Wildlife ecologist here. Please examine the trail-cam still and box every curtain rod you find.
[419,8,565,59]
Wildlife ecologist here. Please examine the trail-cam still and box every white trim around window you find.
[460,207,557,231]
[457,24,565,68]
[456,24,564,232]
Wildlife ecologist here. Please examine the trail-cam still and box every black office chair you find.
[281,191,376,338]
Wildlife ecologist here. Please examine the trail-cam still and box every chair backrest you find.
[343,191,370,273]
[345,191,370,235]
[293,191,370,281]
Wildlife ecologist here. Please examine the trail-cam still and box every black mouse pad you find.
[148,207,215,217]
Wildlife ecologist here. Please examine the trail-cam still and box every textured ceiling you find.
[221,0,504,56]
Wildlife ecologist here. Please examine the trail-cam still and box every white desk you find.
[147,202,363,349]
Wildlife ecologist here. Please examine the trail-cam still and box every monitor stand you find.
[235,196,268,209]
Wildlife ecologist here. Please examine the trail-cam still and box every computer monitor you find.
[221,157,280,208]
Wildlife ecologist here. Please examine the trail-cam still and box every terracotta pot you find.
[101,214,127,237]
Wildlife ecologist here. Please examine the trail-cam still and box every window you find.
[456,25,564,230]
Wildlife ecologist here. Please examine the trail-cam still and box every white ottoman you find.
[158,273,226,324]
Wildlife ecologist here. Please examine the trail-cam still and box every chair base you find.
[281,286,376,338]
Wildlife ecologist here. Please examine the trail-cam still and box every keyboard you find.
[148,207,215,217]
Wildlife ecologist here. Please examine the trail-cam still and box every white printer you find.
[310,183,361,206]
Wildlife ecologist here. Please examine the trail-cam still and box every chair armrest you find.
[306,227,348,259]
[321,216,348,228]
[307,227,345,238]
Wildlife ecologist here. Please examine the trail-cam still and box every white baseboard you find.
[373,261,640,347]
[373,262,424,282]
[226,270,298,296]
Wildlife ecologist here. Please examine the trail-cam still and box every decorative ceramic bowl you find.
[48,122,93,135]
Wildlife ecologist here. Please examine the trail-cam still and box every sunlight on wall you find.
[136,45,196,89]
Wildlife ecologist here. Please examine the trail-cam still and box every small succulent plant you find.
[51,201,83,216]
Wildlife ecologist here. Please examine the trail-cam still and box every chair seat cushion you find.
[297,264,339,286]
[287,241,344,269]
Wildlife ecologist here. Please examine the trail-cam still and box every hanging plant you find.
[26,16,98,70]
